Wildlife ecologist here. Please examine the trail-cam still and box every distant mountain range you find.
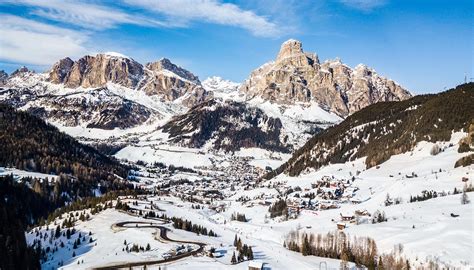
[0,39,412,153]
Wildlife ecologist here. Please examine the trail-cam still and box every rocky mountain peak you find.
[48,57,74,83]
[240,40,411,117]
[47,53,143,88]
[10,66,30,77]
[202,76,240,93]
[275,39,318,67]
[277,39,304,60]
[146,58,200,84]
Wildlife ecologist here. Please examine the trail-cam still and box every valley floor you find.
[26,133,474,269]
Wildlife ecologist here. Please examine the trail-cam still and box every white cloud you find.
[123,0,282,37]
[0,0,168,30]
[0,0,284,68]
[1,0,281,36]
[0,15,89,66]
[340,0,387,11]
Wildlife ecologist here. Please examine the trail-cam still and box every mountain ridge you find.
[265,83,474,179]
[241,39,411,117]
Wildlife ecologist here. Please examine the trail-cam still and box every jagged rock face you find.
[146,58,199,84]
[49,54,143,88]
[162,99,290,152]
[10,66,30,77]
[240,39,411,116]
[47,54,208,106]
[48,57,74,84]
[140,58,208,103]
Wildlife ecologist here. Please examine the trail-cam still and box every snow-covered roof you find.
[248,261,264,268]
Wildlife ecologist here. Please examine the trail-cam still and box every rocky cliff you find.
[240,39,411,117]
[47,53,209,105]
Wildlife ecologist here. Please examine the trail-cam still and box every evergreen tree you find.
[237,238,242,251]
[55,225,61,238]
[231,251,237,264]
[233,234,238,247]
[378,256,384,270]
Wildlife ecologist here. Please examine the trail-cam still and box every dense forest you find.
[0,104,138,269]
[0,176,45,270]
[266,83,474,178]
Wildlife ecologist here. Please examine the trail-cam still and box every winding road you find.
[93,221,207,270]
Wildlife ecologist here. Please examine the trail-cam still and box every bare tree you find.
[461,190,470,205]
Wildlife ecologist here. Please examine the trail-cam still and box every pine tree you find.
[378,256,385,270]
[248,247,254,260]
[55,225,61,238]
[237,238,242,251]
[301,234,311,256]
[231,251,237,264]
[233,234,238,247]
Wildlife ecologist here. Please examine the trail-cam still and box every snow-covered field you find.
[0,167,59,181]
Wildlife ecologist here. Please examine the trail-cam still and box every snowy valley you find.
[0,39,473,270]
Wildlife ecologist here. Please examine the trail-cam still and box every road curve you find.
[93,221,206,270]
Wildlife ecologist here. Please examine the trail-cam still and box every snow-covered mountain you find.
[240,39,411,117]
[0,41,412,154]
[161,99,291,152]
[0,54,210,130]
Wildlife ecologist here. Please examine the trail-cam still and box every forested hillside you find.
[0,175,44,270]
[266,83,474,178]
[162,99,290,152]
[0,103,128,193]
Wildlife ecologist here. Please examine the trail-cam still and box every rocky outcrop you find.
[240,39,411,117]
[49,54,143,88]
[140,58,209,104]
[10,66,30,77]
[47,54,208,106]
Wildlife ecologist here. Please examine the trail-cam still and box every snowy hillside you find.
[25,132,473,269]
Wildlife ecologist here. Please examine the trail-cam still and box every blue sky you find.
[0,0,472,94]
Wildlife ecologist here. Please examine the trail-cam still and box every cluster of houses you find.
[162,244,195,259]
[282,176,362,212]
[197,156,265,183]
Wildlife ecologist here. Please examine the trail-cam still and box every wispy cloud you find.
[0,14,89,66]
[122,0,282,37]
[1,0,282,36]
[340,0,387,11]
[0,0,285,68]
[0,0,169,30]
